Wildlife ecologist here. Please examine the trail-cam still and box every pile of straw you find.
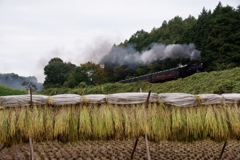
[1,102,240,146]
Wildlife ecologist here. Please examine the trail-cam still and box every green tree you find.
[136,66,149,76]
[207,4,240,70]
[180,3,240,71]
[67,62,105,87]
[43,58,76,88]
[157,16,196,44]
[128,30,150,51]
[113,65,129,81]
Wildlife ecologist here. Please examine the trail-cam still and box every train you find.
[118,63,204,83]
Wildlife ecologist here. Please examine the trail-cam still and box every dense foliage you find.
[65,62,105,87]
[44,59,105,88]
[179,3,240,71]
[120,15,197,48]
[43,58,76,88]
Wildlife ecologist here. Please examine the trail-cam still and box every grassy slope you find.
[0,85,27,96]
[41,67,240,95]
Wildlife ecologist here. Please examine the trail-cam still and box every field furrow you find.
[1,139,240,160]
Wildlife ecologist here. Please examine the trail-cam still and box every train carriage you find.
[119,63,203,83]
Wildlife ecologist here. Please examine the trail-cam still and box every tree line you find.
[43,58,105,88]
[43,2,240,89]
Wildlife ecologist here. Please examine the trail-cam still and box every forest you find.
[43,2,240,89]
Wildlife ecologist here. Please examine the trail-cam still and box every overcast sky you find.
[0,0,239,83]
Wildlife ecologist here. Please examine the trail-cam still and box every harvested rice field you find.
[1,139,240,160]
[1,93,240,159]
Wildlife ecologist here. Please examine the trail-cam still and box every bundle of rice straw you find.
[0,95,49,107]
[222,93,240,104]
[197,94,222,105]
[49,94,82,105]
[107,92,158,104]
[159,93,197,107]
[83,94,106,104]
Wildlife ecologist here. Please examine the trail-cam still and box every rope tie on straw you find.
[47,97,52,105]
[82,96,88,104]
[157,96,166,107]
[194,95,202,106]
[105,95,108,104]
[157,98,160,104]
[220,95,224,105]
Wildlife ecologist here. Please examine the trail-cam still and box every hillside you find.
[40,67,240,95]
[0,73,43,92]
[0,85,27,96]
[1,67,239,96]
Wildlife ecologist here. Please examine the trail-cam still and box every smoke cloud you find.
[101,43,201,66]
[36,37,113,82]
[36,41,201,82]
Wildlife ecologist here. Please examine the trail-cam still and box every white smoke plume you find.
[101,43,201,65]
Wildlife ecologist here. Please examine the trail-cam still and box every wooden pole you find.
[0,144,6,152]
[131,90,151,160]
[145,134,151,160]
[144,90,151,160]
[145,90,151,108]
[29,137,34,160]
[219,140,227,159]
[30,87,33,109]
[29,86,34,160]
[131,138,139,159]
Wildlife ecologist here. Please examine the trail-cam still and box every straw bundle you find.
[50,94,82,105]
[107,92,158,104]
[0,93,240,146]
[0,95,49,107]
[79,105,92,139]
[83,94,106,104]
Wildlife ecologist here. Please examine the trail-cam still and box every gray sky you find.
[0,0,239,83]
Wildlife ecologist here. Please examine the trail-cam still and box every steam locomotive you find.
[118,63,204,83]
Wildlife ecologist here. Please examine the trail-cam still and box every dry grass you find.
[0,103,240,146]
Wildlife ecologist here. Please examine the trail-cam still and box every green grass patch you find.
[0,85,27,96]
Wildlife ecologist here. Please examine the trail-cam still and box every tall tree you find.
[207,4,240,70]
[43,58,76,88]
[180,3,240,71]
[67,62,105,87]
[128,30,150,51]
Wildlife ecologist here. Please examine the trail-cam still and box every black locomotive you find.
[118,63,204,83]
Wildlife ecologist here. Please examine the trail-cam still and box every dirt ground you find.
[0,139,240,160]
